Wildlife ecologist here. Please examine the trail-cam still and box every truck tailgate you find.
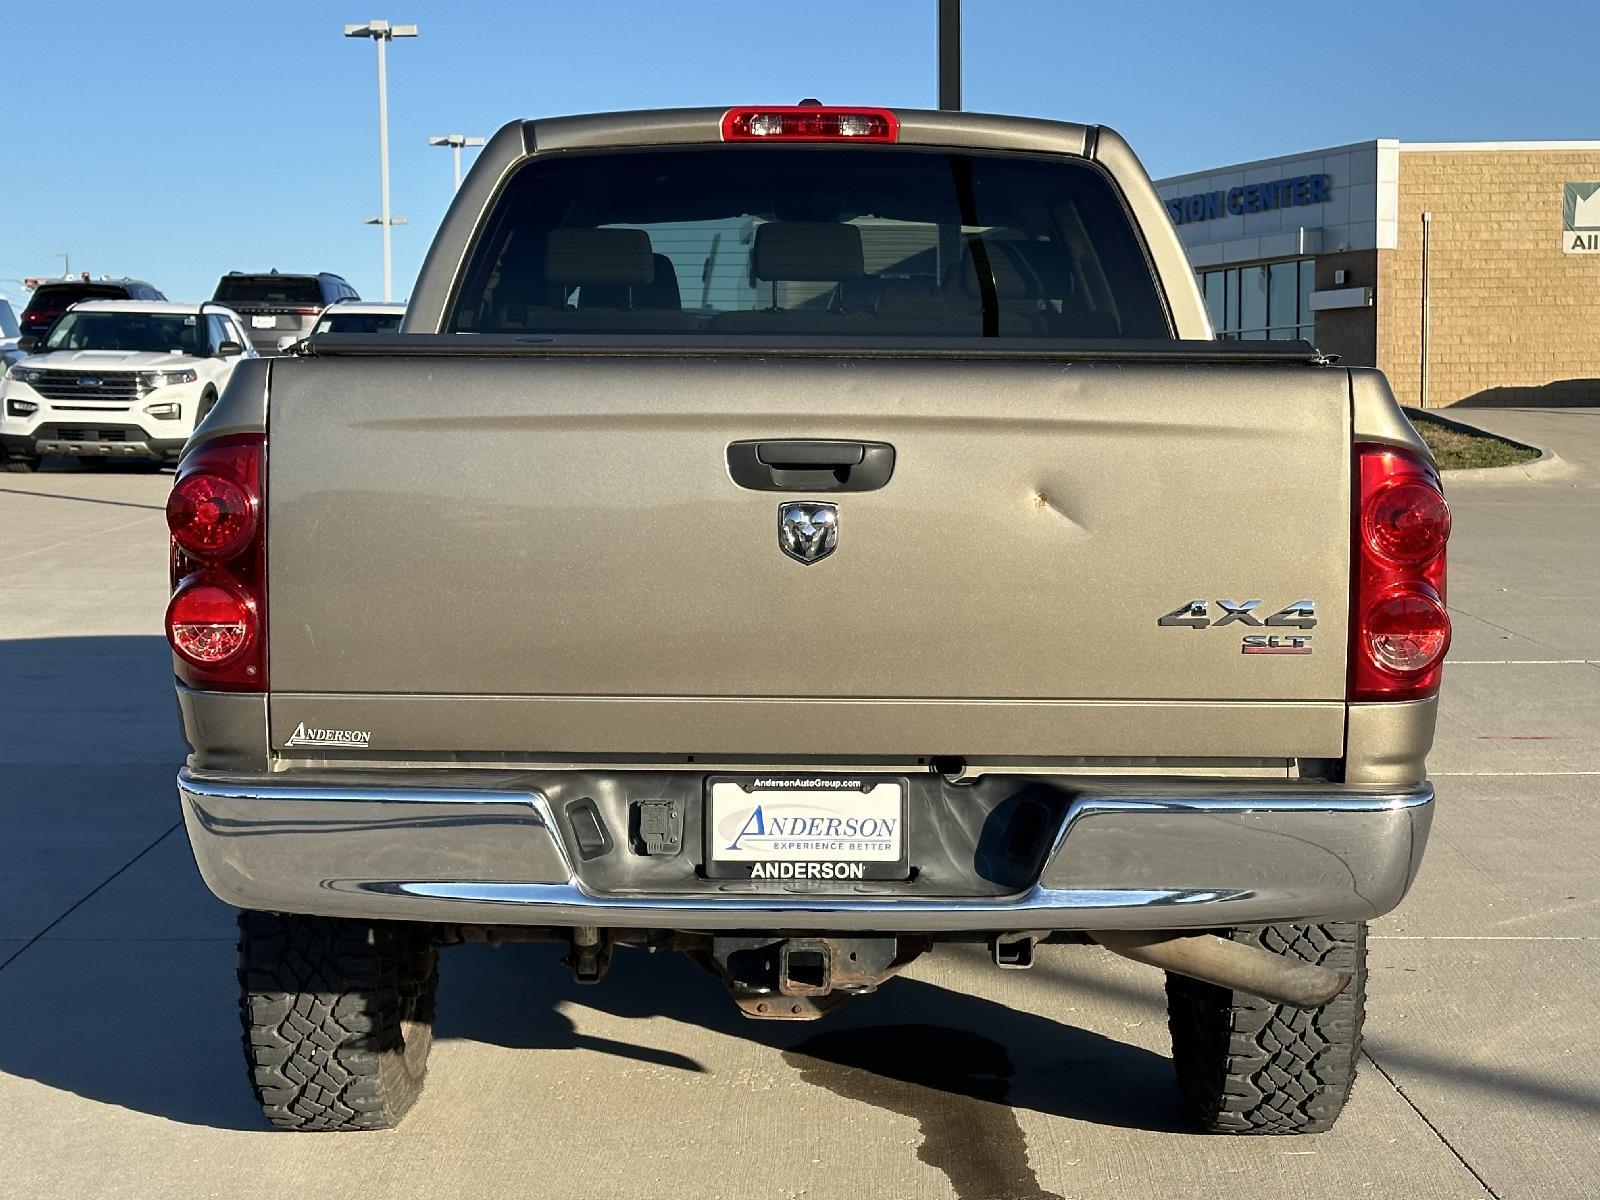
[265,354,1351,759]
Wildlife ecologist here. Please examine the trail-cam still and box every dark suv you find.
[212,271,360,353]
[19,278,166,341]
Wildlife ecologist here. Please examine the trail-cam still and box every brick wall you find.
[1379,151,1600,407]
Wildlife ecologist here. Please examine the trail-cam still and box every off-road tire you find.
[237,911,438,1131]
[1166,922,1366,1134]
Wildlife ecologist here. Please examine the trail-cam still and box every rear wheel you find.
[237,911,438,1131]
[1166,921,1366,1134]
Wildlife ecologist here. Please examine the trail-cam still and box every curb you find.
[1402,407,1576,484]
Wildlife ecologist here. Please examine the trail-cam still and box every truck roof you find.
[510,105,1093,157]
[68,299,242,318]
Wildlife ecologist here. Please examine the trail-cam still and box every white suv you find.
[0,300,256,472]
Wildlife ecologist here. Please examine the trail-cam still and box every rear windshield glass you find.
[448,147,1169,339]
[213,276,323,305]
[26,284,129,312]
[45,311,200,355]
[312,311,402,336]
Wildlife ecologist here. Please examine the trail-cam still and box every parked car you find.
[0,297,20,365]
[18,276,166,341]
[212,270,359,353]
[1,300,254,471]
[170,106,1449,1136]
[308,300,405,338]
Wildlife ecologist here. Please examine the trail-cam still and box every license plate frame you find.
[703,775,910,881]
[250,315,277,329]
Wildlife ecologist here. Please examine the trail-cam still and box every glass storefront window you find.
[1196,257,1316,342]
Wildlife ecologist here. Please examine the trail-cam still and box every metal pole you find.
[938,0,960,111]
[1419,211,1432,410]
[452,143,462,191]
[376,33,392,302]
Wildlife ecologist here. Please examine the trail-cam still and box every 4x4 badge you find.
[778,502,838,565]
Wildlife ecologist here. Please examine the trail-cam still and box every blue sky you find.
[4,0,1595,304]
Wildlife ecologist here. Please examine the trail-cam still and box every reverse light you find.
[1363,589,1451,674]
[1350,444,1451,702]
[166,433,266,691]
[721,106,899,143]
[166,580,256,665]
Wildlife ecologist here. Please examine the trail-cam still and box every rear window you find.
[312,311,402,336]
[448,146,1170,340]
[214,276,325,305]
[25,284,130,312]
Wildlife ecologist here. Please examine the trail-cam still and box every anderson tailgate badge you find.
[284,722,373,748]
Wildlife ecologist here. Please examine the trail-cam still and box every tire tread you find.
[236,911,436,1131]
[1166,921,1366,1134]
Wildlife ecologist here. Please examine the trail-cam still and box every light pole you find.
[1419,211,1432,410]
[428,134,486,191]
[344,19,417,301]
[938,0,960,110]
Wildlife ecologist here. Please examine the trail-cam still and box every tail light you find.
[166,433,266,691]
[721,106,899,143]
[1350,443,1451,701]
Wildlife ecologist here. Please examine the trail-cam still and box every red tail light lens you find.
[721,106,899,143]
[1350,444,1451,701]
[167,581,256,665]
[1363,479,1451,565]
[167,472,256,560]
[166,433,266,692]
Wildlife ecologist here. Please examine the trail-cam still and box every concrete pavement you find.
[1,414,1597,1200]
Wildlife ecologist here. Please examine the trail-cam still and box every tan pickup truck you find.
[167,104,1450,1134]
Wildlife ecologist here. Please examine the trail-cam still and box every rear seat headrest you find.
[544,228,655,287]
[752,222,864,282]
[951,238,1078,300]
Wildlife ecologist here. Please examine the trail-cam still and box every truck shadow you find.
[436,939,1189,1135]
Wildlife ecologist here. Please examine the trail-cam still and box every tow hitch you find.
[695,935,927,1019]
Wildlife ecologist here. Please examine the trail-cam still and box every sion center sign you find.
[1562,182,1600,252]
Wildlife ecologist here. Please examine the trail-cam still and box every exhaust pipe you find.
[1091,931,1349,1009]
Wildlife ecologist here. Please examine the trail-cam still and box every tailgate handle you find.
[727,440,895,492]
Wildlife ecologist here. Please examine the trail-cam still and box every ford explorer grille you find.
[32,372,141,403]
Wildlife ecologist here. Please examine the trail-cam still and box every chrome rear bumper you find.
[177,769,1433,932]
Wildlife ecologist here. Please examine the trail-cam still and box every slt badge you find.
[1158,598,1317,655]
[778,502,838,565]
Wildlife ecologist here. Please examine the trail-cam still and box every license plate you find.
[251,315,277,329]
[704,776,908,881]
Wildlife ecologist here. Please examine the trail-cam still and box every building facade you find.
[1155,141,1600,407]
